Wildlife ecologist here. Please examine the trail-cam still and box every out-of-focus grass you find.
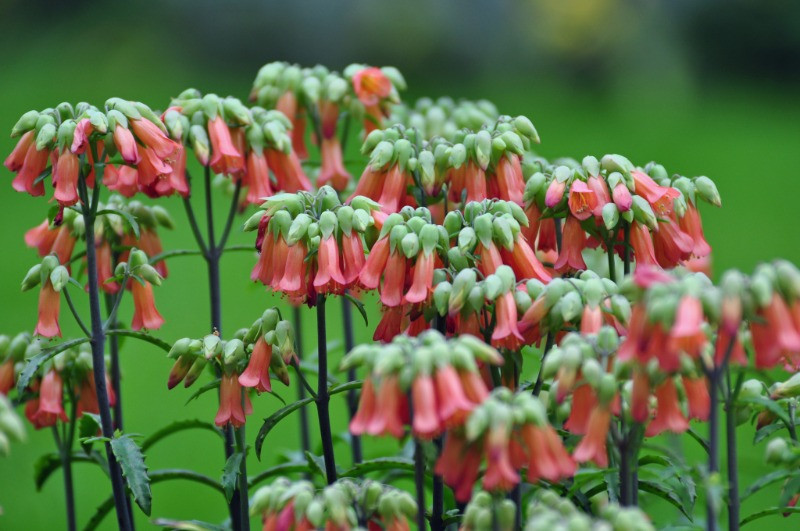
[0,42,799,529]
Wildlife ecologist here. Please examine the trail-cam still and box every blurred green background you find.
[1,0,799,529]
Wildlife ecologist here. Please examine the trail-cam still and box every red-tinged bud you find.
[131,280,164,331]
[612,182,633,212]
[167,355,194,389]
[113,124,140,164]
[579,305,603,335]
[544,178,566,208]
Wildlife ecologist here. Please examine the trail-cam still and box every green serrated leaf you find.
[110,435,151,515]
[639,479,693,519]
[97,208,139,238]
[141,419,224,452]
[185,379,221,405]
[254,397,315,460]
[78,413,103,451]
[754,423,785,445]
[221,452,243,502]
[742,469,796,500]
[16,338,91,394]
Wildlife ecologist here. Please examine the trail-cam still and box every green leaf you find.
[34,167,52,185]
[105,329,171,353]
[33,450,108,491]
[639,479,693,519]
[185,379,221,405]
[741,507,800,526]
[16,337,91,393]
[141,419,224,452]
[304,451,327,479]
[779,474,800,507]
[737,396,793,429]
[742,469,796,500]
[254,396,315,460]
[78,413,103,452]
[343,292,368,326]
[110,434,152,516]
[686,427,710,454]
[221,452,243,503]
[152,519,227,531]
[328,380,362,396]
[754,423,785,444]
[97,208,139,238]
[340,457,416,478]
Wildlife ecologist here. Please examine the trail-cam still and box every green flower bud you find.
[765,437,789,465]
[602,203,620,231]
[49,265,69,292]
[433,282,452,316]
[11,110,40,137]
[137,264,162,286]
[21,264,42,292]
[631,196,657,229]
[694,176,721,207]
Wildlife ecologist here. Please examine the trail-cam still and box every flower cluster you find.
[437,387,575,501]
[167,90,308,204]
[247,187,378,305]
[387,97,499,141]
[1,334,115,429]
[167,307,296,428]
[342,331,501,440]
[522,155,720,275]
[525,490,654,531]
[6,99,183,202]
[250,477,417,531]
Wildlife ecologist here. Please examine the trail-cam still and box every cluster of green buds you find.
[437,387,575,501]
[250,477,416,529]
[387,96,499,141]
[517,272,629,347]
[459,490,516,531]
[247,187,378,303]
[0,394,25,456]
[343,330,501,439]
[525,490,655,531]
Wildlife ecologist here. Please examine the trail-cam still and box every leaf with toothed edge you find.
[343,292,368,326]
[16,337,90,394]
[110,434,151,516]
[221,452,243,502]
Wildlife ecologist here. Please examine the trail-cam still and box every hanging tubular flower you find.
[32,368,68,428]
[346,64,404,134]
[342,331,502,441]
[246,189,377,306]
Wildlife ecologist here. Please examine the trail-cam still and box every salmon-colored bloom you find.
[239,337,274,393]
[412,374,440,438]
[215,373,248,428]
[653,218,694,268]
[103,164,139,197]
[207,116,244,175]
[482,424,519,493]
[25,220,58,257]
[404,251,434,304]
[366,375,407,438]
[554,216,586,272]
[113,124,140,163]
[568,180,598,221]
[52,151,80,206]
[435,432,482,502]
[631,370,650,423]
[464,163,488,204]
[629,221,659,269]
[678,203,712,258]
[501,236,552,283]
[750,293,800,369]
[491,292,524,350]
[477,241,504,276]
[645,379,689,436]
[714,329,748,366]
[317,137,351,192]
[97,240,119,294]
[573,405,611,467]
[612,182,633,212]
[352,67,392,107]
[434,365,474,427]
[244,150,274,204]
[378,165,408,214]
[130,118,178,160]
[130,280,164,331]
[4,130,35,172]
[35,282,61,338]
[580,305,603,334]
[545,179,566,208]
[359,237,390,290]
[631,170,680,216]
[669,295,707,358]
[537,217,558,252]
[313,236,347,295]
[350,377,377,434]
[278,242,309,302]
[494,156,525,205]
[265,149,312,192]
[380,250,406,307]
[12,139,48,196]
[0,358,15,395]
[459,369,489,404]
[340,232,365,286]
[682,376,710,421]
[138,230,168,279]
[75,372,116,418]
[373,306,405,343]
[586,176,611,217]
[33,369,68,427]
[520,424,576,483]
[348,167,384,203]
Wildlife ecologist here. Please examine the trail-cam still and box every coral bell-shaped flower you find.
[363,375,407,438]
[53,151,80,206]
[436,432,482,502]
[131,280,164,331]
[682,376,710,421]
[491,292,524,351]
[631,169,680,216]
[494,156,525,205]
[25,220,58,257]
[317,137,351,191]
[353,67,392,107]
[238,337,274,393]
[545,178,566,208]
[520,424,576,483]
[482,422,519,494]
[359,237,390,291]
[4,130,35,173]
[645,378,689,436]
[350,377,377,435]
[35,281,61,338]
[653,218,694,268]
[113,123,140,163]
[554,216,587,272]
[340,231,365,286]
[313,235,347,295]
[568,180,598,221]
[501,236,552,283]
[12,136,49,196]
[411,372,440,438]
[750,293,800,369]
[265,149,312,192]
[208,115,244,175]
[669,295,707,357]
[380,249,407,308]
[573,405,611,467]
[434,365,475,428]
[130,118,178,160]
[629,221,659,269]
[244,150,273,205]
[33,369,68,427]
[678,203,711,258]
[76,372,116,418]
[0,358,15,395]
[215,373,248,428]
